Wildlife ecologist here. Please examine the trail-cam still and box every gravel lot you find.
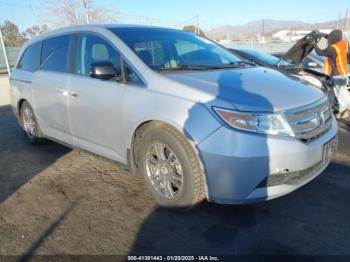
[0,102,350,258]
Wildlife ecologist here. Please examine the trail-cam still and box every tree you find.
[23,24,48,39]
[183,25,206,37]
[39,0,118,27]
[0,20,27,47]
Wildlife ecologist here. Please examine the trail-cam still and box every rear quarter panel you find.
[10,69,35,118]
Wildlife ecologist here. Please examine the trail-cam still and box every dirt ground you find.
[1,104,350,259]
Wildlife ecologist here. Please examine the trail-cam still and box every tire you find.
[136,122,206,209]
[19,101,47,145]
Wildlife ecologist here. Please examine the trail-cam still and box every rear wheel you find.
[20,101,47,145]
[136,122,206,209]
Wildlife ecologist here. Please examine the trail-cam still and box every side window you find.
[41,35,71,73]
[75,33,120,76]
[17,42,41,72]
[123,61,143,85]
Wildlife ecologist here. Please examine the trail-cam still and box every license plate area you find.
[323,136,338,164]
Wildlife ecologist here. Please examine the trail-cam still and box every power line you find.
[0,0,200,30]
[117,12,181,25]
[174,15,198,28]
[0,0,41,8]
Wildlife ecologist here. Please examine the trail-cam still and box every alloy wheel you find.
[22,107,36,139]
[145,142,184,199]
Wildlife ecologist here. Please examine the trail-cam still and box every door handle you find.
[69,91,79,97]
[56,88,70,97]
[56,88,78,97]
[56,88,66,93]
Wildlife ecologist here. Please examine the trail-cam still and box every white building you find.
[272,29,333,42]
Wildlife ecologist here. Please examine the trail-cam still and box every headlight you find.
[213,107,294,137]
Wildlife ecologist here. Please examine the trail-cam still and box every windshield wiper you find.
[158,65,212,71]
[158,61,255,72]
[237,61,256,66]
[207,61,256,69]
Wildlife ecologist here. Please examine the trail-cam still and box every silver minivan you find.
[10,25,338,208]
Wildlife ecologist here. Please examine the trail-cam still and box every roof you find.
[23,24,182,47]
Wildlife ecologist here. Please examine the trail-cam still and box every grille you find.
[284,97,332,142]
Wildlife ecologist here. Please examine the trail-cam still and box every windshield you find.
[108,27,243,71]
[239,49,292,67]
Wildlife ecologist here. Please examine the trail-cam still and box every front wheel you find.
[136,123,206,209]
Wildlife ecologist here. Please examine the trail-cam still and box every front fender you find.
[123,86,223,158]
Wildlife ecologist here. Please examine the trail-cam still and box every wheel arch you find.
[127,119,210,200]
[128,119,191,171]
[14,98,28,128]
[17,98,27,116]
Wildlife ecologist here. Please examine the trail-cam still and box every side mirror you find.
[90,62,121,80]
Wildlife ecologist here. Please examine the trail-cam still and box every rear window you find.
[41,35,71,73]
[17,42,41,72]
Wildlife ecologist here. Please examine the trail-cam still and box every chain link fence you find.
[0,46,20,74]
[224,41,294,53]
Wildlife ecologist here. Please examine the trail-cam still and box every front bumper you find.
[197,116,338,204]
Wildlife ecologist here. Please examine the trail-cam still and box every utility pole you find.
[82,0,90,24]
[262,19,265,37]
[344,8,348,31]
[0,27,10,76]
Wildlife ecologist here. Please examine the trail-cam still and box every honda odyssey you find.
[10,25,338,208]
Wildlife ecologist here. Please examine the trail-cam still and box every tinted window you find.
[41,35,71,72]
[109,27,241,70]
[75,33,120,76]
[17,42,41,72]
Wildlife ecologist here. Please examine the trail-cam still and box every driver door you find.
[67,33,126,162]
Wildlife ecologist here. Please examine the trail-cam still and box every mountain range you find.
[207,19,348,39]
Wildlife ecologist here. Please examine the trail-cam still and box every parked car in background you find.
[10,25,337,208]
[230,35,343,112]
[230,48,328,89]
[272,51,324,73]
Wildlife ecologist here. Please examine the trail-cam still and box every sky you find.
[1,0,350,31]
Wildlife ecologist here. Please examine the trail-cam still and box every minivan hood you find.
[162,67,324,112]
[282,31,327,65]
